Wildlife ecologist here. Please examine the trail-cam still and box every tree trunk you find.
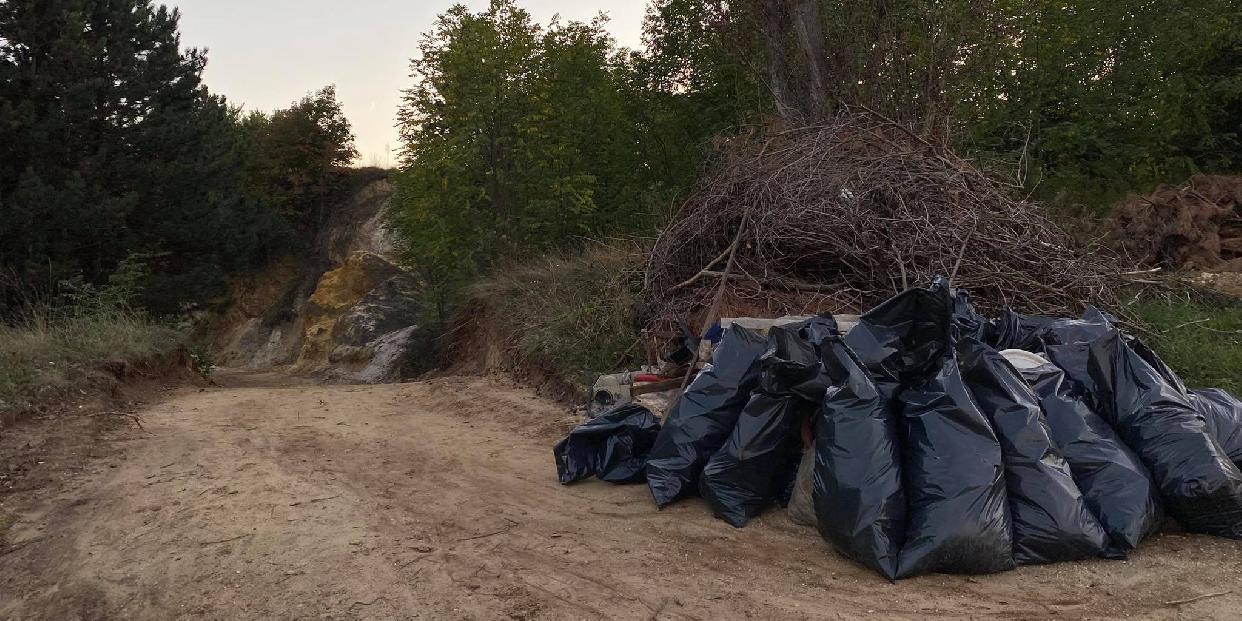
[789,0,829,119]
[757,0,797,122]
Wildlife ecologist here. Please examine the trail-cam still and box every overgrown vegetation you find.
[0,304,181,412]
[468,245,645,386]
[1128,294,1242,395]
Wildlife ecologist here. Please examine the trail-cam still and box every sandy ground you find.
[3,372,1242,620]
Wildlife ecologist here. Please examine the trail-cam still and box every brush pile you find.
[645,111,1117,332]
[1112,175,1242,272]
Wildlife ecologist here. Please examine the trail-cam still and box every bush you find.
[468,244,645,387]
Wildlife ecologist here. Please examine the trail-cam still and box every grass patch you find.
[0,306,183,411]
[1128,294,1242,395]
[470,244,645,387]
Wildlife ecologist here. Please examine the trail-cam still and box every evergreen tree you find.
[0,0,293,313]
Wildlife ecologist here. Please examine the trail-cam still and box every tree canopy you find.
[0,0,357,315]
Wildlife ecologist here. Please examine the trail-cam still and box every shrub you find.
[467,244,645,387]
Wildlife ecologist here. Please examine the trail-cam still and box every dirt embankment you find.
[3,372,1242,620]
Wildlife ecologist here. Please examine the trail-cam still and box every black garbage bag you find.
[646,325,769,507]
[844,277,954,387]
[991,310,1058,352]
[760,318,836,402]
[813,336,906,580]
[1086,332,1242,538]
[554,404,662,485]
[698,319,832,527]
[958,340,1110,565]
[952,290,994,343]
[699,393,808,527]
[1194,389,1242,469]
[896,353,1015,578]
[1018,360,1162,554]
[1037,307,1115,348]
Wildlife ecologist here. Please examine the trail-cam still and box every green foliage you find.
[243,86,358,222]
[1128,295,1242,395]
[643,1,1242,214]
[186,342,217,379]
[0,2,356,318]
[395,1,726,321]
[471,245,644,386]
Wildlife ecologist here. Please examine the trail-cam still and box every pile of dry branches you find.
[1113,175,1242,272]
[645,111,1118,334]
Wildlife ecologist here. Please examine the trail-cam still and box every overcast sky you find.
[169,1,647,168]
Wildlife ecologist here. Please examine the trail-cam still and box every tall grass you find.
[0,306,182,411]
[469,244,645,387]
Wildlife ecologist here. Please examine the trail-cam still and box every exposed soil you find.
[3,372,1242,620]
[1113,175,1242,272]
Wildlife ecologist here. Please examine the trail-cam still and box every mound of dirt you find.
[645,112,1117,335]
[1113,175,1242,272]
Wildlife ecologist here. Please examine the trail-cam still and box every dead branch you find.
[644,110,1118,336]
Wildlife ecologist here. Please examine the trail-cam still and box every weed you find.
[0,305,182,411]
[1128,294,1242,395]
[470,244,645,387]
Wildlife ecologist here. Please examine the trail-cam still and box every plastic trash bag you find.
[787,444,817,527]
[844,278,953,386]
[990,310,1057,352]
[699,393,808,527]
[958,340,1110,565]
[646,325,769,507]
[1194,389,1242,468]
[759,318,836,403]
[952,290,993,343]
[554,403,662,485]
[896,352,1015,578]
[813,336,906,580]
[1016,359,1162,554]
[1087,332,1242,538]
[991,307,1115,353]
[1038,307,1115,348]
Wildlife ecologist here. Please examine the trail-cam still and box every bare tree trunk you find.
[789,0,829,119]
[757,0,798,122]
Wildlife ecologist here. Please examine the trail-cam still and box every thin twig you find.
[199,533,254,546]
[290,494,341,507]
[1164,590,1232,606]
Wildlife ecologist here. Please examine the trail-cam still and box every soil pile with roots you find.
[1112,175,1242,272]
[644,112,1118,335]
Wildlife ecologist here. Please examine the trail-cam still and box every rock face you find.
[296,251,424,382]
[211,174,427,383]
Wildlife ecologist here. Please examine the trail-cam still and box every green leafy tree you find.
[245,86,358,223]
[396,1,680,321]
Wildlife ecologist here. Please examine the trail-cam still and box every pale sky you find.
[169,1,647,168]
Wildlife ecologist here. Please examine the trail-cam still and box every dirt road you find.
[3,373,1242,620]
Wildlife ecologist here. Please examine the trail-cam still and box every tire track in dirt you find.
[3,374,1242,619]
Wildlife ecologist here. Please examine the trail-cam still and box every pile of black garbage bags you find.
[554,277,1242,580]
